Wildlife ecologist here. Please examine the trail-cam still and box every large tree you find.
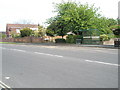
[47,1,117,37]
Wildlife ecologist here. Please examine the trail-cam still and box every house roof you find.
[6,24,38,29]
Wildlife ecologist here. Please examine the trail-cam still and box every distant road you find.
[1,44,118,88]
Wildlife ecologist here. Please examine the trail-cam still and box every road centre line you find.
[1,47,63,58]
[1,47,118,66]
[10,49,26,52]
[34,52,63,58]
[0,47,26,52]
[0,81,11,89]
[85,60,120,67]
[0,84,5,88]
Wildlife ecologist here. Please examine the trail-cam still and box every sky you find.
[0,0,119,31]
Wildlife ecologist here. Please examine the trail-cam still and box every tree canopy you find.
[47,1,117,37]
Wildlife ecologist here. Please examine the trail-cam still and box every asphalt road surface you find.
[0,44,119,88]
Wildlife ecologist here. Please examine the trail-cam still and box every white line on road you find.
[11,49,26,52]
[0,84,5,88]
[85,60,120,67]
[0,81,11,88]
[34,52,63,58]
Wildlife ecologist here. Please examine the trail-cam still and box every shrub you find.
[100,34,110,41]
[20,28,33,37]
[55,38,66,43]
[66,35,74,43]
[66,35,83,43]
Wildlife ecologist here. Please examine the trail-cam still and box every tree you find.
[92,17,114,34]
[47,1,101,37]
[20,28,33,37]
[47,17,70,38]
[47,1,117,38]
[37,25,46,37]
[107,18,117,27]
[46,28,55,37]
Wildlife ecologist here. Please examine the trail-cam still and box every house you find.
[6,24,38,38]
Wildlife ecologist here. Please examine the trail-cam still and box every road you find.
[0,44,119,88]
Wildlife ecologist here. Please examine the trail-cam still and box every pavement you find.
[18,42,119,49]
[0,43,119,88]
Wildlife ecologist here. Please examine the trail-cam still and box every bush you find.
[66,35,83,43]
[66,35,74,43]
[20,28,33,37]
[100,34,110,41]
[55,38,66,43]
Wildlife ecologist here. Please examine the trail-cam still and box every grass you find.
[0,42,16,44]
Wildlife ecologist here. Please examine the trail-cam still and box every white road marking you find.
[0,84,5,88]
[0,81,11,88]
[11,49,26,52]
[34,52,63,58]
[85,60,120,67]
[2,47,63,58]
[5,77,10,80]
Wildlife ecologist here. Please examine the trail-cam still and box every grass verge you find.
[0,42,16,44]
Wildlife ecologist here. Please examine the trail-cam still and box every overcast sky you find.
[0,0,119,31]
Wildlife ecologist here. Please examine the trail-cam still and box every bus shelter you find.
[76,29,101,44]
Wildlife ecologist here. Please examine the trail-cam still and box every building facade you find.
[6,24,38,38]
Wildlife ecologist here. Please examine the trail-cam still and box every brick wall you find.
[1,37,44,43]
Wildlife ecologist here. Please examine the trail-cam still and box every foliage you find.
[32,25,46,37]
[92,17,115,35]
[110,25,120,30]
[66,35,75,43]
[20,28,33,37]
[109,24,120,37]
[38,25,46,37]
[55,38,66,43]
[100,34,110,41]
[46,29,55,37]
[118,19,120,25]
[0,33,6,39]
[107,18,117,27]
[47,1,116,38]
[2,34,6,38]
[32,30,39,37]
[66,35,83,43]
[11,34,21,38]
[107,34,115,39]
[115,35,120,38]
[47,18,70,38]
